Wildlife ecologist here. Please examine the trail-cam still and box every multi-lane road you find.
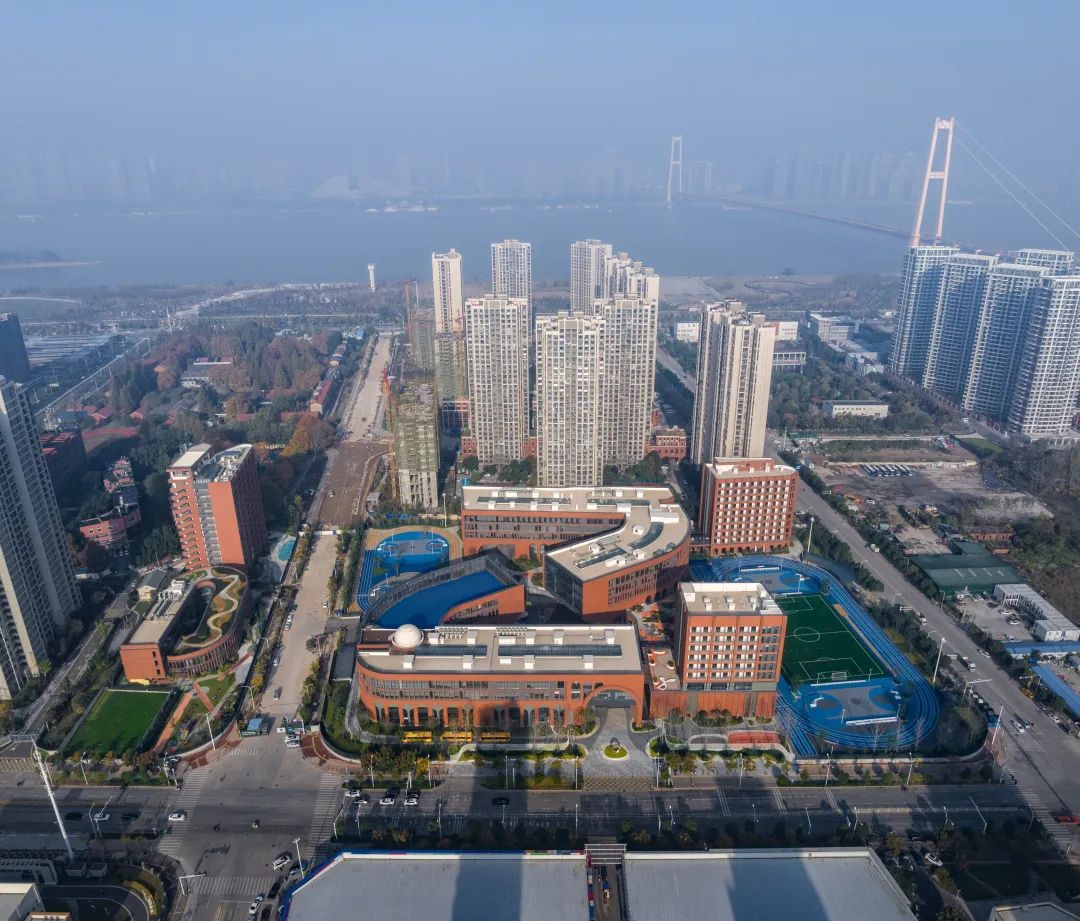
[775,438,1080,848]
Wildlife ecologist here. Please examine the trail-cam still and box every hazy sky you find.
[3,0,1079,190]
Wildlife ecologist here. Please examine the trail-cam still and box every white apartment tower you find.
[570,240,612,314]
[599,297,658,467]
[602,251,661,306]
[432,249,464,334]
[535,315,603,487]
[922,253,996,400]
[535,298,658,486]
[0,379,80,698]
[691,302,776,463]
[1007,275,1080,440]
[491,240,532,303]
[962,262,1051,419]
[464,296,529,465]
[890,244,959,381]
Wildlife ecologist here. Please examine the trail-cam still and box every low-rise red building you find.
[79,506,142,549]
[649,426,687,461]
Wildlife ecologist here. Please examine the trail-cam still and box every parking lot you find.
[957,597,1035,644]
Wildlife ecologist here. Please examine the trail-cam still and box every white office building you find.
[0,379,80,698]
[464,297,529,465]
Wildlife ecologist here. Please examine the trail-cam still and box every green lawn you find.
[778,593,887,687]
[67,688,172,756]
[958,436,1003,458]
[198,672,236,706]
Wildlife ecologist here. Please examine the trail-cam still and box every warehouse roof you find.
[283,852,588,921]
[623,849,914,921]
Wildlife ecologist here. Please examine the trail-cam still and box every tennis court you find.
[779,593,888,688]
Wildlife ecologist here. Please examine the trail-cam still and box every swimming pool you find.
[276,537,297,563]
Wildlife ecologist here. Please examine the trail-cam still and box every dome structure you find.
[390,623,423,651]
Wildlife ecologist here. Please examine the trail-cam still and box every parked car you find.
[248,896,264,916]
[272,854,290,870]
[404,793,419,807]
[979,649,992,659]
[492,797,510,807]
[380,791,397,806]
[345,789,364,799]
[923,852,943,868]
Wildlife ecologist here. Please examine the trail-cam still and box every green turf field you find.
[778,593,887,688]
[66,688,172,756]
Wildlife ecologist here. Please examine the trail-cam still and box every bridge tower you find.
[911,117,955,246]
[666,135,683,204]
[368,263,376,292]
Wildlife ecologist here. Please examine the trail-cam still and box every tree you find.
[283,414,335,457]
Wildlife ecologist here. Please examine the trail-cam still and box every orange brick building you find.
[649,426,688,461]
[355,623,645,728]
[697,457,797,556]
[461,485,690,618]
[120,567,251,683]
[168,443,267,572]
[649,581,786,719]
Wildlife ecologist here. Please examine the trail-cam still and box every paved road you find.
[773,436,1080,849]
[656,345,696,392]
[44,883,151,921]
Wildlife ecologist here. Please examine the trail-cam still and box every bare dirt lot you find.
[815,460,1050,526]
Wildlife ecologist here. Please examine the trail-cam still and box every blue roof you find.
[1033,665,1080,720]
[376,571,507,629]
[1004,641,1080,656]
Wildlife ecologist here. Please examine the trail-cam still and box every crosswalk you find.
[158,768,210,856]
[302,774,342,861]
[772,789,788,814]
[190,874,277,897]
[228,737,282,759]
[1020,789,1075,851]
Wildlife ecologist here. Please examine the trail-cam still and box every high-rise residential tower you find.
[168,443,267,572]
[890,244,959,381]
[598,296,658,468]
[464,296,529,466]
[602,251,661,305]
[691,303,775,464]
[535,314,603,487]
[0,314,32,383]
[432,249,464,334]
[0,378,80,698]
[490,240,532,303]
[962,262,1051,419]
[1006,275,1080,440]
[534,297,658,486]
[570,240,612,314]
[922,253,996,400]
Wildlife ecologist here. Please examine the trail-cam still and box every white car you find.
[272,854,290,870]
[248,896,264,916]
[285,738,301,749]
[923,852,943,868]
[168,811,187,823]
[93,812,111,822]
[344,789,364,799]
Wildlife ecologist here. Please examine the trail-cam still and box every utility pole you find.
[205,712,216,751]
[932,636,946,686]
[33,746,74,861]
[806,517,815,556]
[970,796,987,835]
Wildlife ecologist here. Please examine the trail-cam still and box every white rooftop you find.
[623,849,915,921]
[284,852,588,921]
[358,623,642,675]
[462,485,690,580]
[680,581,782,617]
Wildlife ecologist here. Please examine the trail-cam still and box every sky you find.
[2,0,1079,198]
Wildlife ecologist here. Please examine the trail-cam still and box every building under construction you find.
[385,371,440,511]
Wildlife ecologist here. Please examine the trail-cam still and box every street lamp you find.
[294,837,305,877]
[932,636,947,686]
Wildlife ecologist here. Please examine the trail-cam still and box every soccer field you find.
[778,594,887,688]
[67,688,172,756]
